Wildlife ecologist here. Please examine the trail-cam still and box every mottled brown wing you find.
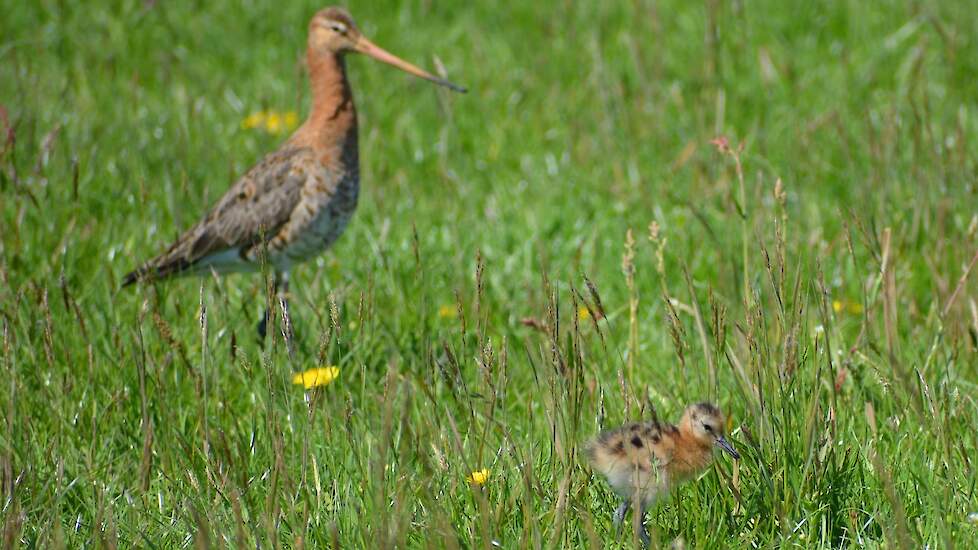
[585,422,673,472]
[122,146,312,285]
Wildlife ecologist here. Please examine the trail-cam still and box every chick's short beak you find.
[715,436,741,459]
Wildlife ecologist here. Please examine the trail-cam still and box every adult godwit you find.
[585,402,740,546]
[122,7,465,338]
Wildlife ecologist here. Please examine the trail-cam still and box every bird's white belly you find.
[607,466,669,507]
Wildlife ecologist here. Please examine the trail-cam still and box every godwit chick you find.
[585,402,740,546]
[122,7,465,338]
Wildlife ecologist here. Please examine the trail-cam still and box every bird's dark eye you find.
[330,23,347,34]
[703,424,714,433]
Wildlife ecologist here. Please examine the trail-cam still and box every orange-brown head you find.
[308,7,466,93]
[679,402,740,459]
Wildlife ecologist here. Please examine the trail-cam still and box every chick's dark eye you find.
[703,424,714,433]
[331,24,347,33]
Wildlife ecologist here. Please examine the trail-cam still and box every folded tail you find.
[121,256,192,287]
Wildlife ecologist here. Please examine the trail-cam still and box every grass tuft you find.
[3,0,978,547]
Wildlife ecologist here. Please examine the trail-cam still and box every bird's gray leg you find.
[614,498,650,547]
[637,502,651,547]
[257,271,288,340]
[277,271,291,317]
[257,306,270,341]
[277,271,296,359]
[638,527,650,548]
[613,499,631,531]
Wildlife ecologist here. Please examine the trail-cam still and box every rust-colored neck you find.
[291,47,358,161]
[666,426,714,481]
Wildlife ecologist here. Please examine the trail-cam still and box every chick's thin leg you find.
[613,499,631,530]
[637,513,650,546]
[618,496,649,548]
[637,502,651,547]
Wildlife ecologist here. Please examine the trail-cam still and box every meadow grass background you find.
[3,0,978,547]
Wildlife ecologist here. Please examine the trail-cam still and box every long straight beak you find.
[355,36,466,93]
[715,436,741,459]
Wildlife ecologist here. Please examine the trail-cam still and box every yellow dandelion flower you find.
[292,366,339,389]
[265,112,284,134]
[833,299,864,316]
[242,110,298,135]
[284,111,299,130]
[241,111,266,130]
[438,304,457,319]
[466,468,490,486]
[578,306,591,321]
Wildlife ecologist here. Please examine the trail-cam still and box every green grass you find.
[3,0,978,547]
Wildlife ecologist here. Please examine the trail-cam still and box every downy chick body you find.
[585,402,740,544]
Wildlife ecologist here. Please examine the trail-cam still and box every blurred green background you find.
[2,1,978,547]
